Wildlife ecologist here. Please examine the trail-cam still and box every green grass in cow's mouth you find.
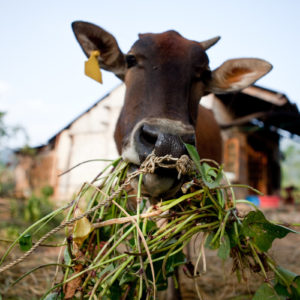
[1,144,299,300]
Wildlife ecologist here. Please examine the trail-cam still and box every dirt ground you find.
[0,206,299,300]
[0,247,61,300]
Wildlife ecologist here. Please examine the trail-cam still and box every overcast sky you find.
[1,0,300,148]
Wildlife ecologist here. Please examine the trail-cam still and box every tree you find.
[0,111,27,150]
[0,111,27,196]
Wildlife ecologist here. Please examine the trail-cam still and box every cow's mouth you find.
[129,164,183,199]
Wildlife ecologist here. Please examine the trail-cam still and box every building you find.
[14,84,300,202]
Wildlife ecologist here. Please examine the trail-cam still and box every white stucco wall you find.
[55,84,125,201]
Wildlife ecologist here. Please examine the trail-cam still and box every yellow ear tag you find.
[84,50,103,84]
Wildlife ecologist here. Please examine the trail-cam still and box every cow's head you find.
[72,21,272,198]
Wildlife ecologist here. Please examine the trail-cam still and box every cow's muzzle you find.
[135,122,195,162]
[122,119,195,198]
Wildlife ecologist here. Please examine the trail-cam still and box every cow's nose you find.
[154,133,186,157]
[135,123,195,162]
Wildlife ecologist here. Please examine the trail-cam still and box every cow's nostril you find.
[154,134,186,158]
[140,124,158,146]
[135,122,193,162]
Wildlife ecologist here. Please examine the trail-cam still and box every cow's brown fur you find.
[72,21,272,198]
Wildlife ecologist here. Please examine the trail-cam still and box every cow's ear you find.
[72,21,126,80]
[207,58,272,94]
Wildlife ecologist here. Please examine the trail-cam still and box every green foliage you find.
[242,211,295,252]
[253,267,300,299]
[0,111,28,197]
[44,293,63,300]
[185,143,223,188]
[24,186,55,223]
[41,186,54,197]
[63,247,72,265]
[0,186,63,244]
[252,283,278,300]
[218,233,231,260]
[5,225,20,239]
[0,112,8,140]
[19,234,32,251]
[0,111,26,149]
[281,140,300,189]
[4,147,300,300]
[274,267,300,299]
[18,145,37,156]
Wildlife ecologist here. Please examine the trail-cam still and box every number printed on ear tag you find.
[84,50,103,84]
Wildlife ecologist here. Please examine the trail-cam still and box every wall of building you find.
[14,145,56,198]
[54,85,125,201]
[15,154,34,198]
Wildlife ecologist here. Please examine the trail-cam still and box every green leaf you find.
[112,157,122,167]
[242,211,295,252]
[276,266,298,286]
[202,167,223,188]
[119,271,136,285]
[109,281,122,300]
[172,251,186,268]
[44,292,63,300]
[218,233,230,260]
[126,281,137,298]
[200,162,223,189]
[165,251,186,276]
[252,283,281,300]
[64,247,72,265]
[205,232,220,250]
[156,278,168,291]
[128,237,135,247]
[19,233,32,251]
[274,283,289,298]
[145,220,157,234]
[185,143,202,174]
[185,143,223,188]
[165,256,175,275]
[274,267,300,299]
[227,222,240,248]
[202,163,217,177]
[291,276,300,298]
[98,264,115,279]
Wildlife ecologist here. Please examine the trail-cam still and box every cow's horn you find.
[200,36,221,50]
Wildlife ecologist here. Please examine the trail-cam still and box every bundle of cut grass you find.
[0,144,299,300]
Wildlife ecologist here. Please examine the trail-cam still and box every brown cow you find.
[72,21,272,199]
[72,21,272,298]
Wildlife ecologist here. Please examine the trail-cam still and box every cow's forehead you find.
[129,30,209,65]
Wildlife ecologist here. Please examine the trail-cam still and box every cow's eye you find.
[194,66,205,79]
[125,55,137,68]
[194,68,211,81]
